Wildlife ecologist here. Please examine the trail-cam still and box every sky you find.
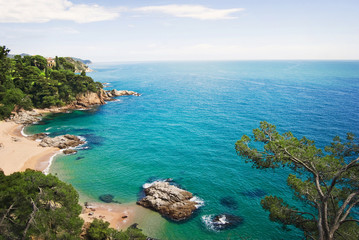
[1,0,359,62]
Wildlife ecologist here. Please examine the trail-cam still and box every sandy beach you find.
[0,119,153,231]
[0,120,59,175]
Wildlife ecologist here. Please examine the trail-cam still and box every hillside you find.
[65,57,93,73]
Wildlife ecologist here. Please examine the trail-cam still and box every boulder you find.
[75,91,105,108]
[28,133,48,140]
[11,111,42,125]
[108,89,141,97]
[211,214,243,230]
[137,181,198,221]
[39,135,85,149]
[63,149,77,155]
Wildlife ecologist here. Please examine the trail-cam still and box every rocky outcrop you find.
[28,133,48,140]
[39,134,84,149]
[137,181,198,221]
[203,214,243,231]
[63,149,77,155]
[110,89,141,97]
[101,89,141,101]
[74,91,105,108]
[10,110,42,125]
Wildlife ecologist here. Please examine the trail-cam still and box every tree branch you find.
[333,191,359,230]
[290,209,317,220]
[327,157,359,195]
[339,198,359,224]
[340,219,359,225]
[0,202,15,226]
[21,198,38,240]
[283,148,316,174]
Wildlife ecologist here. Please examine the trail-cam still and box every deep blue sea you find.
[26,61,359,240]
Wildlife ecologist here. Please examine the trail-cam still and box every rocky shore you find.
[3,87,141,170]
[9,88,141,123]
[137,181,199,221]
[101,89,141,101]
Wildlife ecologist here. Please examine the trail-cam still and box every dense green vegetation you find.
[235,122,359,240]
[0,170,149,240]
[85,219,147,240]
[0,46,102,119]
[0,169,83,239]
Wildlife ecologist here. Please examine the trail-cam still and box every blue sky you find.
[1,0,358,62]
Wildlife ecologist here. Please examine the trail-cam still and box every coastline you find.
[0,119,150,231]
[0,120,59,175]
[0,106,154,232]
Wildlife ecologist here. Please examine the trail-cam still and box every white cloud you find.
[0,0,122,23]
[135,4,243,20]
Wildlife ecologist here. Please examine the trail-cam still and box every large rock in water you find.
[137,181,197,221]
[109,89,141,97]
[39,134,85,149]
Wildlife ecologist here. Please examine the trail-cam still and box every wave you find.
[190,196,205,208]
[42,151,61,175]
[20,126,30,137]
[201,214,218,232]
[201,214,229,232]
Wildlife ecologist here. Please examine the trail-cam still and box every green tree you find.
[85,219,147,240]
[235,122,359,240]
[0,169,84,239]
[0,46,11,85]
[31,55,47,71]
[55,56,60,70]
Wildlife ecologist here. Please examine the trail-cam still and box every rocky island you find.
[137,181,199,221]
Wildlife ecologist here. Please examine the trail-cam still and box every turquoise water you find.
[26,61,359,240]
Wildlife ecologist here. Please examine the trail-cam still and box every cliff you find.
[64,57,93,73]
[74,91,105,108]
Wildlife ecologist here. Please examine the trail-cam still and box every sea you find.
[25,61,359,240]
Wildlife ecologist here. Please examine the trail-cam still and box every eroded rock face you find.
[63,149,77,155]
[75,91,105,108]
[10,111,42,125]
[28,133,48,141]
[39,134,85,149]
[111,89,141,96]
[137,181,198,221]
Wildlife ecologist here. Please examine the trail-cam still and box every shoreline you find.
[0,120,59,175]
[0,109,154,232]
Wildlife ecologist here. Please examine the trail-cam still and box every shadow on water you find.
[241,188,267,198]
[80,133,106,146]
[220,196,239,210]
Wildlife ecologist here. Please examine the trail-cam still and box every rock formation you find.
[28,133,48,141]
[39,134,85,149]
[74,91,105,108]
[63,149,77,155]
[101,89,141,101]
[109,89,141,97]
[10,110,42,125]
[210,214,243,230]
[137,181,198,221]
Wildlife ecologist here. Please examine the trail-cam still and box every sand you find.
[80,201,165,232]
[80,202,138,230]
[0,121,59,175]
[0,120,155,232]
